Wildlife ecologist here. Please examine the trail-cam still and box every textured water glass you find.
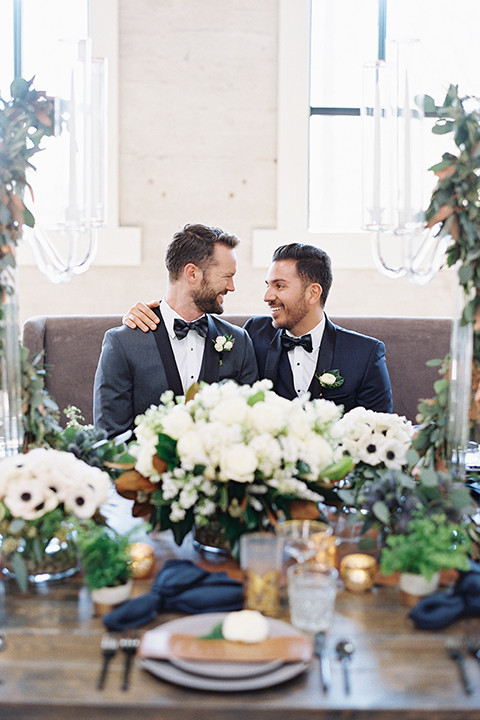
[287,563,338,633]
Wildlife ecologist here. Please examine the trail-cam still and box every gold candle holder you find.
[129,542,155,579]
[243,569,281,617]
[340,553,376,592]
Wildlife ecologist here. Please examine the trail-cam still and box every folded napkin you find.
[103,559,244,631]
[408,560,480,630]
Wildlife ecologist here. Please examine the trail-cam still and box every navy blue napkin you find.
[408,560,480,630]
[103,559,244,631]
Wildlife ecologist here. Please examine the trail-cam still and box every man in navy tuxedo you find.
[93,224,259,438]
[122,243,392,413]
[243,243,392,411]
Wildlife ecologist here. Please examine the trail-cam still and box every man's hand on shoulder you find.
[123,300,160,332]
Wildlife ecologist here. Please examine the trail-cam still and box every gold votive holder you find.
[339,553,377,592]
[129,542,155,579]
[240,532,283,617]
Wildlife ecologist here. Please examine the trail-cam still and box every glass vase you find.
[0,265,24,457]
[193,520,230,556]
[1,520,79,591]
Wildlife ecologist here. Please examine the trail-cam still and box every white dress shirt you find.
[160,299,206,393]
[285,317,325,397]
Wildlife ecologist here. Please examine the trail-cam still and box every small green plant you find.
[380,513,472,582]
[77,522,132,591]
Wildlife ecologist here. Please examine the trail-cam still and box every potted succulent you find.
[77,521,133,615]
[379,513,472,606]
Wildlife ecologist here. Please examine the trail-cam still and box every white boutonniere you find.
[213,334,235,365]
[317,369,344,388]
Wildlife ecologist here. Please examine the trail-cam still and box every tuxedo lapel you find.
[152,306,184,396]
[308,315,336,398]
[199,315,220,384]
[264,329,282,387]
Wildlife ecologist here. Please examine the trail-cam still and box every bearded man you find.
[244,243,392,411]
[93,224,258,438]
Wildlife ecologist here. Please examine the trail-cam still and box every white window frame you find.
[18,0,141,268]
[252,0,373,271]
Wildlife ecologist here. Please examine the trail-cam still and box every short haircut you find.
[165,224,240,281]
[272,243,333,305]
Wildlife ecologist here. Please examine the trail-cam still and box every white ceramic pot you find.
[90,579,133,615]
[399,571,440,607]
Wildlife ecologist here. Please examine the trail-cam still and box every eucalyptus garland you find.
[413,86,480,462]
[0,77,58,447]
[424,84,480,358]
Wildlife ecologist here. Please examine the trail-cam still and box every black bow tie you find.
[281,332,313,353]
[173,316,209,340]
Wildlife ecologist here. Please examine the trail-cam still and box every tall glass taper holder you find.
[447,281,474,480]
[0,265,24,457]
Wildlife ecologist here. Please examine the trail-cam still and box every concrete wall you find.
[17,0,457,327]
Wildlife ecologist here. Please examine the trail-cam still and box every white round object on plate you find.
[222,609,269,643]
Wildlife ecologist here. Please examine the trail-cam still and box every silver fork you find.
[119,636,140,691]
[97,634,119,690]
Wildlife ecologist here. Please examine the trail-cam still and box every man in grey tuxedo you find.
[93,224,259,438]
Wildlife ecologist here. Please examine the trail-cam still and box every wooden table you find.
[1,530,480,720]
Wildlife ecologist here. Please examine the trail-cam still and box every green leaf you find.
[432,120,455,135]
[23,206,35,228]
[372,500,390,525]
[323,455,353,481]
[198,621,224,639]
[458,264,474,284]
[156,433,178,469]
[419,466,440,487]
[12,551,28,593]
[247,390,265,406]
[423,94,438,115]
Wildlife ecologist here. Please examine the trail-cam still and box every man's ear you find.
[307,282,322,306]
[184,262,199,285]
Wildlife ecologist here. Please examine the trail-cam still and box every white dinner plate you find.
[139,612,311,689]
[169,655,283,679]
[140,656,309,692]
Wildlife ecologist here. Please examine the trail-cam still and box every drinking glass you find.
[275,520,333,563]
[287,563,338,633]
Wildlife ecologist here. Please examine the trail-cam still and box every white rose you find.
[210,396,250,425]
[298,434,335,476]
[214,342,224,352]
[218,443,258,483]
[249,433,283,476]
[176,429,209,469]
[248,401,286,434]
[133,437,159,478]
[222,610,269,643]
[224,340,233,351]
[215,335,226,346]
[160,405,194,440]
[319,372,336,386]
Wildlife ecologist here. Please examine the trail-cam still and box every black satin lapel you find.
[152,306,183,396]
[264,330,283,387]
[199,315,220,384]
[309,316,336,398]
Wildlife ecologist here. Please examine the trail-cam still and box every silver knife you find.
[314,631,331,694]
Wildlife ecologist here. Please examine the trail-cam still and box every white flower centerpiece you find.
[0,447,112,591]
[115,379,353,556]
[326,406,416,538]
[334,406,415,484]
